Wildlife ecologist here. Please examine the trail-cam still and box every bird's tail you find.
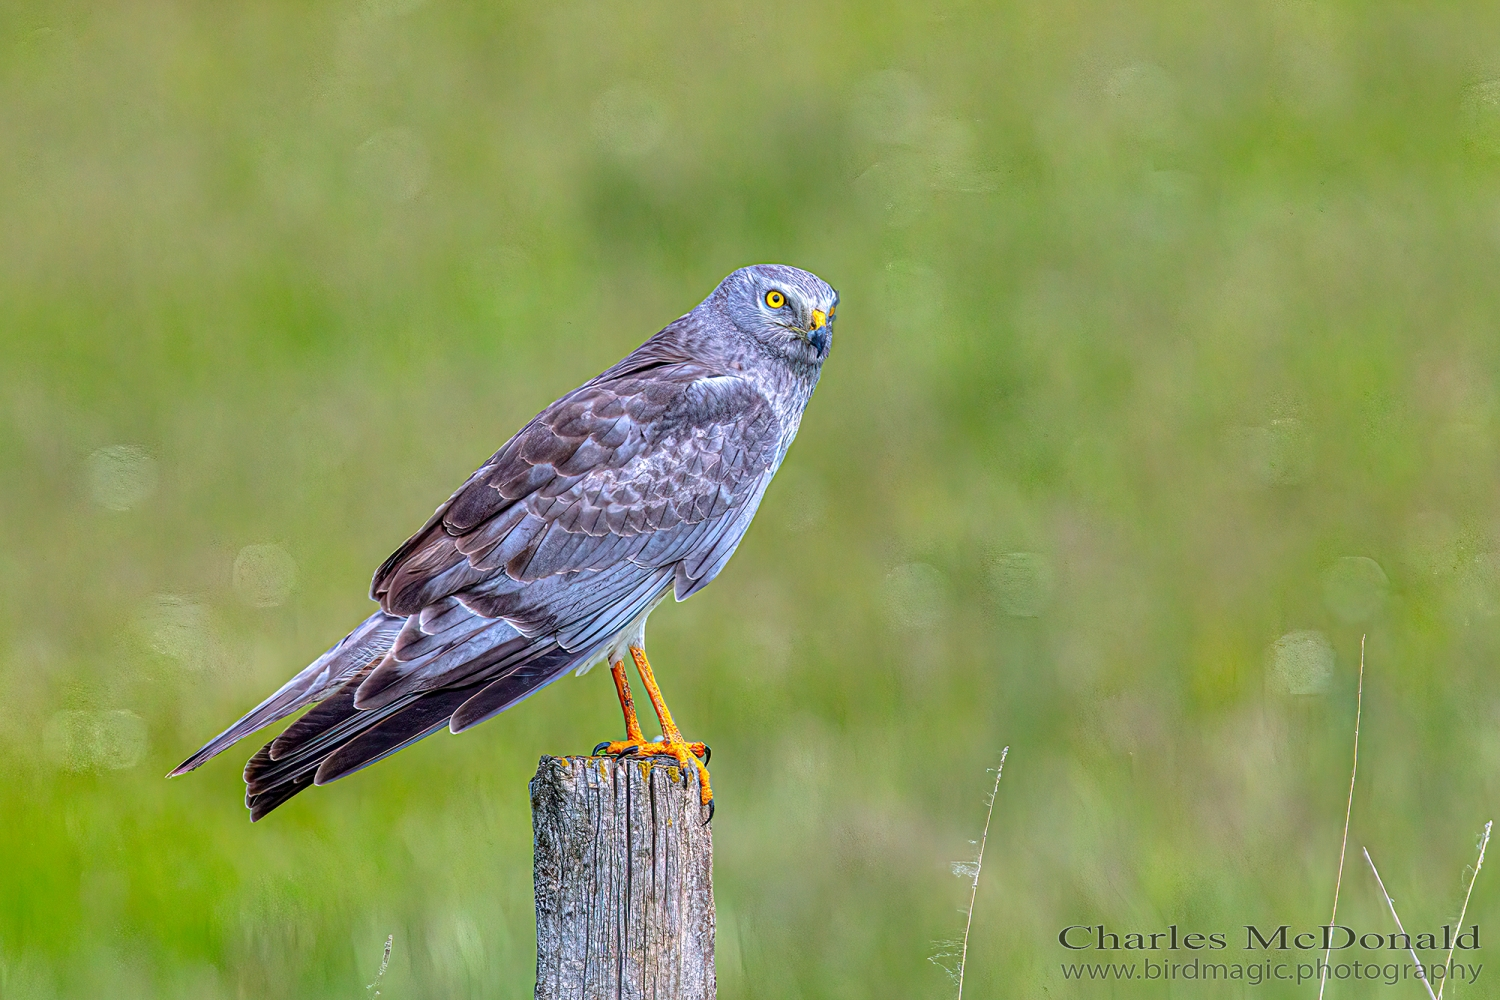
[168,610,405,777]
[242,646,577,820]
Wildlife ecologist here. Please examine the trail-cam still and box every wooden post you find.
[531,755,715,1000]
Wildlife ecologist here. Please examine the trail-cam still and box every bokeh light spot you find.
[42,709,148,771]
[85,444,158,511]
[1321,556,1389,623]
[1230,418,1312,487]
[992,552,1055,618]
[1266,630,1334,695]
[233,544,298,608]
[134,594,214,670]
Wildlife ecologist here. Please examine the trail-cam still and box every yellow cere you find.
[765,290,785,309]
[810,309,827,329]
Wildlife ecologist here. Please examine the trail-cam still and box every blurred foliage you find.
[4,1,1500,998]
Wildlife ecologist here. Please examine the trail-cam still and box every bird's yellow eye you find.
[765,290,785,309]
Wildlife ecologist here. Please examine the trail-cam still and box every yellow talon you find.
[594,650,714,814]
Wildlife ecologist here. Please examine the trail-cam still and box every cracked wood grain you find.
[532,755,715,1000]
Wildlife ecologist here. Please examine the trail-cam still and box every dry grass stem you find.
[1362,848,1438,1000]
[1318,634,1365,1000]
[1438,820,1492,1000]
[1332,640,1492,1000]
[366,934,392,998]
[930,746,1009,999]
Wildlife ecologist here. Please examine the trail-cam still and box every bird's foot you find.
[592,738,709,765]
[592,738,714,820]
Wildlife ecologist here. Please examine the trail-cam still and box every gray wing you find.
[357,364,783,711]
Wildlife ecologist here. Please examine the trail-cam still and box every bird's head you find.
[717,264,838,365]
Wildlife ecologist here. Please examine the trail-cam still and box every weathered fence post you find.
[531,755,715,1000]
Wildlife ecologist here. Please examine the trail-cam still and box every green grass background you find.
[4,2,1500,997]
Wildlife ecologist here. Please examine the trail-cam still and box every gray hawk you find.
[171,264,838,822]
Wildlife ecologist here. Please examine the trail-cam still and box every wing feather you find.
[372,369,784,637]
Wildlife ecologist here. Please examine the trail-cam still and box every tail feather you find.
[245,745,316,821]
[242,646,581,820]
[313,683,487,785]
[250,666,386,783]
[169,610,404,777]
[449,647,576,732]
[268,668,410,762]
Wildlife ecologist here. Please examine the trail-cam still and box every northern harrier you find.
[171,264,837,821]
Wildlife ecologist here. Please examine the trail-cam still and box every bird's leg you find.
[593,657,654,754]
[591,648,712,817]
[592,653,709,762]
[611,658,645,743]
[629,646,713,810]
[629,647,688,747]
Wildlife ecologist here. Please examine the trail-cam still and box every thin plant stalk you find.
[956,746,1007,1000]
[1318,634,1365,1000]
[1363,848,1438,1000]
[366,934,393,998]
[1438,821,1492,1000]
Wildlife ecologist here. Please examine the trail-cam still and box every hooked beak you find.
[806,308,831,357]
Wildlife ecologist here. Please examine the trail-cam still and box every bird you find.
[170,264,837,822]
